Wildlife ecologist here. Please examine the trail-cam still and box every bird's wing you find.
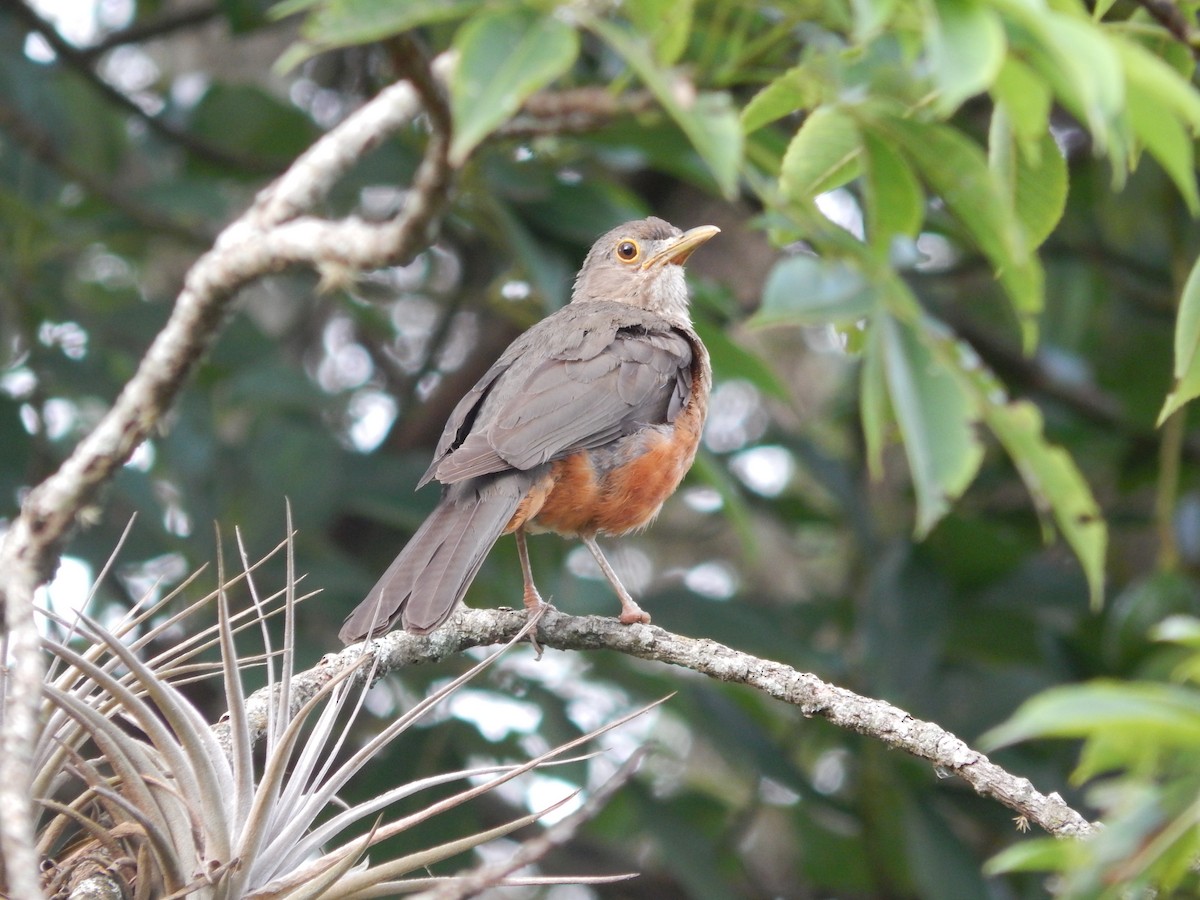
[417,358,508,488]
[429,311,694,485]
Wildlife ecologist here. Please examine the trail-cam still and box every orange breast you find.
[515,381,706,538]
[506,333,710,540]
[508,452,601,536]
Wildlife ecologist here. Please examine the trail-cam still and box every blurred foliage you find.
[6,0,1200,895]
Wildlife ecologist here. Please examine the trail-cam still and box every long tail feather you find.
[338,476,527,642]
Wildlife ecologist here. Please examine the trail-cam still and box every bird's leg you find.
[516,527,552,657]
[582,535,652,625]
[515,527,548,611]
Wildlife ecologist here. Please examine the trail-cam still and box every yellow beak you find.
[642,224,721,269]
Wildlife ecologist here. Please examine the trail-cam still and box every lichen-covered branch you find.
[222,607,1096,840]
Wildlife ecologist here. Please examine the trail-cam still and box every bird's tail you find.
[338,476,528,643]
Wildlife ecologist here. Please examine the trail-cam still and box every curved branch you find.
[220,607,1096,840]
[0,52,455,899]
[248,55,454,228]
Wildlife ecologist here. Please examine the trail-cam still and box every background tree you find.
[4,0,1200,896]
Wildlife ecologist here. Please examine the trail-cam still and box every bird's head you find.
[570,217,720,323]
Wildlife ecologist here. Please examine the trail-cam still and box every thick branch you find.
[0,52,454,899]
[218,607,1096,840]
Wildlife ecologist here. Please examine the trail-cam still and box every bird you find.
[338,216,718,643]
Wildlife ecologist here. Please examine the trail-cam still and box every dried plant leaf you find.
[35,524,648,899]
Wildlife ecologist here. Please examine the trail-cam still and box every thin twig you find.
[0,97,213,246]
[77,3,223,59]
[225,607,1096,840]
[1132,0,1200,59]
[6,0,276,173]
[497,87,657,137]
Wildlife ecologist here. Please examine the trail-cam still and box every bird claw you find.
[523,595,554,659]
[618,601,651,625]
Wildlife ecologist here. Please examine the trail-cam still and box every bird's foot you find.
[522,588,554,658]
[522,584,547,611]
[618,598,652,625]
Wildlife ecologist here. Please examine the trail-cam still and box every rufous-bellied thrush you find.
[339,217,718,642]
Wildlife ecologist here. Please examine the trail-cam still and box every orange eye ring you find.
[615,239,641,263]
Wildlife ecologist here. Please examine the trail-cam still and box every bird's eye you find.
[615,239,640,263]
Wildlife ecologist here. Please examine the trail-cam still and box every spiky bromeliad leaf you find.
[33,518,656,898]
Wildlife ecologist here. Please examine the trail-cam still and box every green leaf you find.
[880,313,984,536]
[981,681,1200,750]
[990,57,1052,150]
[993,1,1125,153]
[1153,614,1200,649]
[927,0,1005,115]
[860,128,924,251]
[1125,77,1199,214]
[276,0,484,68]
[1013,129,1068,250]
[686,92,745,196]
[780,106,861,202]
[1160,359,1200,426]
[980,393,1106,608]
[1159,253,1200,423]
[752,255,878,326]
[1173,253,1200,375]
[985,837,1077,876]
[626,0,694,65]
[877,115,1042,349]
[989,111,1068,249]
[861,310,891,479]
[740,65,817,133]
[588,18,742,196]
[450,9,580,164]
[1116,36,1200,133]
[851,0,898,40]
[926,328,1106,608]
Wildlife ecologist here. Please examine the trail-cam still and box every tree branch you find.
[217,607,1097,840]
[1132,0,1200,59]
[0,96,213,246]
[76,3,223,60]
[7,0,275,173]
[0,51,455,899]
[497,87,657,137]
